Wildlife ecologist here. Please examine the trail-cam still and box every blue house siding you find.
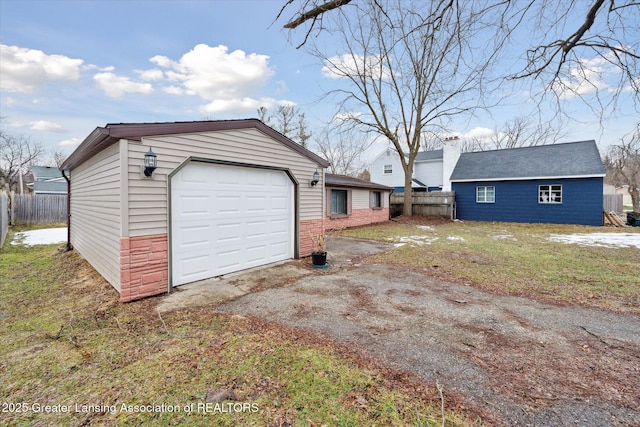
[453,177,603,226]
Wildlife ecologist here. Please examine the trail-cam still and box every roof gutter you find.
[59,127,113,171]
[61,170,73,252]
[450,174,606,183]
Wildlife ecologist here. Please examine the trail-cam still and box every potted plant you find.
[311,234,327,267]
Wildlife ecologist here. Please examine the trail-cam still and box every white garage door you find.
[171,162,294,286]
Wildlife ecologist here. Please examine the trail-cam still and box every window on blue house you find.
[539,185,562,203]
[476,186,495,203]
[383,164,393,174]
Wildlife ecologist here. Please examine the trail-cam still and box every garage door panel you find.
[172,162,293,286]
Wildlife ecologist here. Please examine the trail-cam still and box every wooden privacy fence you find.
[10,192,68,225]
[390,191,456,218]
[0,192,8,247]
[603,194,623,213]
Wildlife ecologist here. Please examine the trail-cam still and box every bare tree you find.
[257,104,312,147]
[0,128,44,193]
[50,148,68,168]
[420,132,445,152]
[315,126,373,175]
[462,116,569,152]
[507,0,639,110]
[307,0,498,215]
[296,112,312,148]
[280,0,639,112]
[606,124,640,211]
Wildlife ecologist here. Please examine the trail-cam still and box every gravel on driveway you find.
[166,236,640,426]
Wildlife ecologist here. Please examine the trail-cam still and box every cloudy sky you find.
[0,0,637,163]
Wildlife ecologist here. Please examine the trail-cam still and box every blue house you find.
[450,141,605,226]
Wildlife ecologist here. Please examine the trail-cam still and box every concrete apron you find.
[156,236,394,313]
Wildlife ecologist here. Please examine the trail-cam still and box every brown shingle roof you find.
[60,119,330,171]
[325,173,391,190]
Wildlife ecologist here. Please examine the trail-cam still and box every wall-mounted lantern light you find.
[143,147,157,177]
[310,169,320,187]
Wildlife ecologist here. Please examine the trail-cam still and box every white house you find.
[370,143,460,192]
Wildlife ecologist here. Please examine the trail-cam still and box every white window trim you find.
[539,184,562,204]
[383,164,393,175]
[476,186,495,203]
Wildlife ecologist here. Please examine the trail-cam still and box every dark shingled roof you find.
[415,149,443,162]
[449,140,605,182]
[325,173,391,190]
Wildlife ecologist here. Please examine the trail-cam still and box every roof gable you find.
[371,148,443,165]
[449,140,605,182]
[32,165,64,181]
[60,119,330,171]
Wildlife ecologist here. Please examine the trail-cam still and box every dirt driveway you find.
[164,236,640,426]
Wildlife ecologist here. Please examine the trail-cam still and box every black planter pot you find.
[311,251,327,266]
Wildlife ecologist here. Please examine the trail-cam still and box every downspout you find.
[61,170,73,252]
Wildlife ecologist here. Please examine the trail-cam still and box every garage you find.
[60,119,329,302]
[171,161,294,286]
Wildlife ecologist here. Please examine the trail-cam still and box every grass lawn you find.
[337,218,640,315]
[0,225,472,426]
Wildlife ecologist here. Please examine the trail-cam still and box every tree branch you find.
[284,0,353,29]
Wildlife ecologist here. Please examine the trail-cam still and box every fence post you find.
[9,191,15,225]
[0,191,8,247]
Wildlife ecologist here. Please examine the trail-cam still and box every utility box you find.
[627,212,640,226]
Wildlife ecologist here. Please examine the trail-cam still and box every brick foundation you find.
[299,218,325,257]
[325,208,389,231]
[117,213,377,301]
[120,234,168,302]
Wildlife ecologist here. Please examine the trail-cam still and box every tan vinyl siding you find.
[127,128,322,237]
[352,188,372,209]
[70,143,121,290]
[367,190,389,208]
[329,188,388,210]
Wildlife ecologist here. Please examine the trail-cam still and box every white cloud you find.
[0,44,83,93]
[150,44,276,113]
[30,120,66,133]
[136,68,164,81]
[84,64,114,72]
[150,55,173,68]
[322,53,390,80]
[201,97,277,114]
[58,137,82,147]
[460,127,496,140]
[93,72,154,98]
[162,85,184,95]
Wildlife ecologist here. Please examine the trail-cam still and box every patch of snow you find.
[490,234,517,241]
[416,225,435,231]
[549,233,640,249]
[447,236,465,242]
[393,235,439,247]
[11,228,67,246]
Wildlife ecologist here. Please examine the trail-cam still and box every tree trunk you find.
[630,184,640,212]
[403,166,413,216]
